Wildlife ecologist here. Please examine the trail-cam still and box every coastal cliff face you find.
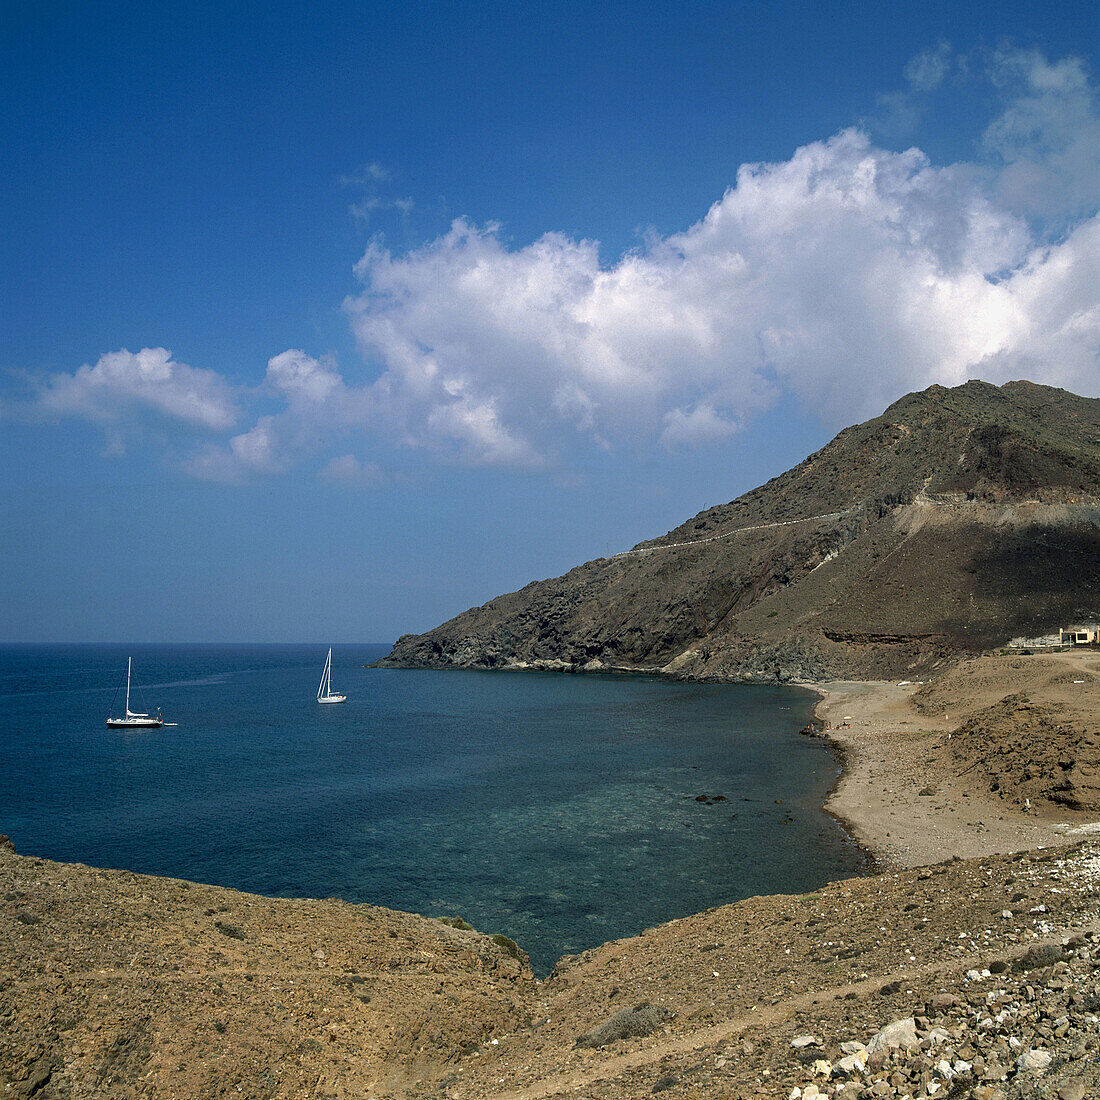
[378,381,1100,681]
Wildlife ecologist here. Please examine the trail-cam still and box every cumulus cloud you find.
[333,48,1099,468]
[344,127,1062,459]
[981,214,1100,392]
[186,350,367,481]
[22,47,1100,481]
[36,347,237,431]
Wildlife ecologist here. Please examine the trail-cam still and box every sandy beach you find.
[810,648,1100,870]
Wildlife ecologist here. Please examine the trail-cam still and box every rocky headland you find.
[4,381,1100,1099]
[376,381,1099,684]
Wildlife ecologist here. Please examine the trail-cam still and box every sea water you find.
[0,643,861,973]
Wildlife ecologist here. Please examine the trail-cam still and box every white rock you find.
[791,1034,820,1049]
[1015,1048,1052,1074]
[832,1051,868,1078]
[840,1041,867,1055]
[867,1017,920,1053]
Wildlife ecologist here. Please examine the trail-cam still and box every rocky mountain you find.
[378,381,1100,681]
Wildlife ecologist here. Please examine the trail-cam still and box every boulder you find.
[867,1017,920,1053]
[1015,1048,1052,1074]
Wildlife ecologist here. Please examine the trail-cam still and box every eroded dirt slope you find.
[5,837,1100,1099]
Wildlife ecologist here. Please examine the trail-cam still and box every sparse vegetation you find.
[438,916,475,931]
[490,933,523,960]
[377,381,1100,684]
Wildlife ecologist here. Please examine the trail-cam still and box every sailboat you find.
[106,657,164,728]
[316,647,347,704]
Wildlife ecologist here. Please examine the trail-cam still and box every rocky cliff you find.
[378,381,1100,681]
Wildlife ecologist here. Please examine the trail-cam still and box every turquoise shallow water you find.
[0,643,862,973]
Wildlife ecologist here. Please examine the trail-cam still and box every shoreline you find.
[374,653,1096,875]
[5,650,1100,1097]
[804,650,1100,870]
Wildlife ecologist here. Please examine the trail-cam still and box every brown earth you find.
[4,650,1100,1099]
[5,834,1100,1100]
[0,838,534,1098]
[814,649,1100,870]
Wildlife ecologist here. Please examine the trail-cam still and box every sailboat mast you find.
[125,656,132,715]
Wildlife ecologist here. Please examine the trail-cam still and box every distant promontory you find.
[377,380,1100,683]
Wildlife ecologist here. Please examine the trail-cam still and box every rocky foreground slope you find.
[5,831,1100,1100]
[378,381,1100,682]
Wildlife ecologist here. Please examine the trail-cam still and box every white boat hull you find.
[316,648,346,703]
[106,658,165,728]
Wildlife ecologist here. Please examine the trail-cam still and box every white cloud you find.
[344,126,1072,459]
[186,349,367,481]
[905,40,953,92]
[22,48,1100,481]
[978,213,1100,392]
[350,196,415,222]
[340,162,391,185]
[660,404,740,450]
[37,347,237,431]
[983,48,1100,220]
[333,45,1100,470]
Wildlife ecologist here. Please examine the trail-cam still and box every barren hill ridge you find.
[379,381,1100,681]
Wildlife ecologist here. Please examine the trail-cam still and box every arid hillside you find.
[378,381,1100,682]
[5,832,1100,1100]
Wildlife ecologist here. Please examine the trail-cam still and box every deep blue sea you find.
[0,644,862,973]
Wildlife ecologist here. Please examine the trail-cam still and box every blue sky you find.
[2,0,1098,643]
